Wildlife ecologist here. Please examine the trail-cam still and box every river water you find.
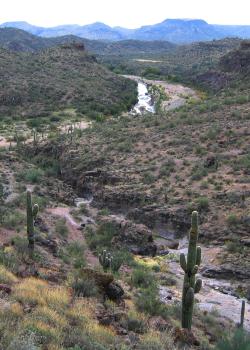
[131,81,155,115]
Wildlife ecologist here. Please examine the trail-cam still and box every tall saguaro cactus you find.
[26,190,39,254]
[180,211,202,329]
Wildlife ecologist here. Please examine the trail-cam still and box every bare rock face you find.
[201,264,250,280]
[127,205,192,238]
[99,216,157,256]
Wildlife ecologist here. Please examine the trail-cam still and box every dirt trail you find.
[47,206,98,267]
[124,75,199,112]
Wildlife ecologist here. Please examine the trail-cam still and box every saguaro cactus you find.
[99,250,113,272]
[26,190,39,254]
[180,211,202,329]
[240,300,245,328]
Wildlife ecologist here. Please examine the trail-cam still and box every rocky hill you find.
[197,40,250,91]
[0,27,89,52]
[0,43,137,118]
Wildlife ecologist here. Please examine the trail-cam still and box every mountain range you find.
[1,19,250,43]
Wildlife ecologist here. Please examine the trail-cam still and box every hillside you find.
[197,40,250,90]
[0,43,137,118]
[1,18,250,43]
[0,31,249,350]
[102,38,242,83]
[0,27,87,52]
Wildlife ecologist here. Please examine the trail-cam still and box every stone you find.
[105,282,124,301]
[0,284,11,294]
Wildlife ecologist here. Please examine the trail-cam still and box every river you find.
[131,81,155,115]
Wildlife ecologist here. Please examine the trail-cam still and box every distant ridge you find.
[1,19,250,43]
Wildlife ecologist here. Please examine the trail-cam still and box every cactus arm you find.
[192,265,199,275]
[33,204,39,219]
[194,279,202,293]
[180,253,187,272]
[196,246,201,266]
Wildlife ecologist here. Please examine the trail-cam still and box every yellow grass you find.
[13,277,70,309]
[0,265,18,284]
[32,306,67,328]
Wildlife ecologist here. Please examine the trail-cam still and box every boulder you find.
[82,268,114,288]
[0,284,11,294]
[105,282,124,301]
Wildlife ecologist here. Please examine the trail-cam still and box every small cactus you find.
[99,250,113,272]
[26,190,39,254]
[180,211,202,330]
[240,300,245,328]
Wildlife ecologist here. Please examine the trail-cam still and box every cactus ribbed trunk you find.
[180,211,202,330]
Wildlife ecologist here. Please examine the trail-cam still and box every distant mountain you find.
[0,28,176,57]
[1,19,250,43]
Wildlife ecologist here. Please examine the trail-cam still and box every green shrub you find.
[215,329,250,350]
[196,196,209,211]
[16,168,44,184]
[55,218,69,237]
[86,223,118,251]
[120,311,147,334]
[71,277,99,297]
[227,214,240,226]
[131,268,156,289]
[136,285,168,318]
[3,210,25,230]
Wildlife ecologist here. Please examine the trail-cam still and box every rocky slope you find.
[0,43,137,117]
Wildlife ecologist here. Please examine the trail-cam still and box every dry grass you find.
[0,265,18,284]
[13,277,70,309]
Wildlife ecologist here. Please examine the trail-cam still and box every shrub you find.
[215,329,250,350]
[2,210,25,230]
[159,159,175,177]
[191,165,208,181]
[86,223,118,251]
[131,268,156,289]
[227,214,240,226]
[136,286,168,318]
[55,218,68,237]
[16,168,44,184]
[143,172,155,184]
[120,311,147,334]
[196,196,209,211]
[137,331,176,350]
[71,277,99,297]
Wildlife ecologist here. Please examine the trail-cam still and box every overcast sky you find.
[1,0,249,28]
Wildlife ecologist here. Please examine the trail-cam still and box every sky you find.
[0,0,250,28]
